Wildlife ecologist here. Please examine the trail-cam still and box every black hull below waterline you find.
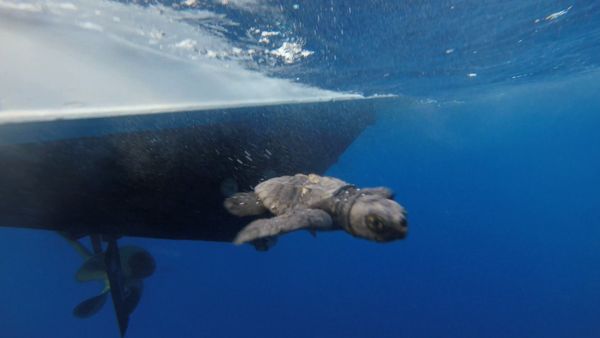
[0,99,377,242]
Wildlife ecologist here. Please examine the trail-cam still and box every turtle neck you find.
[330,185,363,234]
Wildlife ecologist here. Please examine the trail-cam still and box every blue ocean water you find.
[1,1,600,338]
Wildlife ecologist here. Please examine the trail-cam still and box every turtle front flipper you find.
[234,209,333,245]
[250,236,278,251]
[224,192,267,216]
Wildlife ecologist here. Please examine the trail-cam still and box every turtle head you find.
[348,194,408,242]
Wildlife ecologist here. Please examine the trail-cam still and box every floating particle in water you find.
[467,73,477,78]
[545,5,573,21]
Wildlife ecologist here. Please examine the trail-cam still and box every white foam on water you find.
[270,42,314,64]
[174,38,198,50]
[0,0,358,115]
[213,0,265,12]
[78,21,103,31]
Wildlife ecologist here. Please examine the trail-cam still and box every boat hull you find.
[0,99,375,241]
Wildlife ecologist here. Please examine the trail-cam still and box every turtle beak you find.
[387,205,408,240]
[398,206,408,238]
[398,210,408,238]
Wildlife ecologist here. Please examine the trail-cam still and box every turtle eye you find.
[366,215,385,231]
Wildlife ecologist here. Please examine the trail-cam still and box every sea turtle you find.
[224,173,408,249]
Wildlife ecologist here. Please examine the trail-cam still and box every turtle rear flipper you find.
[234,208,333,245]
[224,192,267,216]
[73,291,109,318]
